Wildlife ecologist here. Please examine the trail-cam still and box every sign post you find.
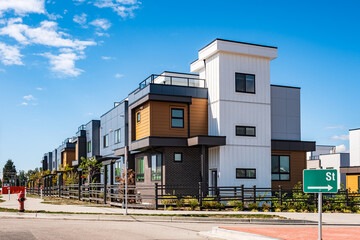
[303,169,338,240]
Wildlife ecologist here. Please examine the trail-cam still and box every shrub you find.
[161,194,177,206]
[288,209,297,213]
[184,196,199,210]
[275,208,282,212]
[176,199,184,208]
[247,203,259,211]
[262,203,271,212]
[227,201,244,211]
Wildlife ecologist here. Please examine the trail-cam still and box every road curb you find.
[0,212,316,224]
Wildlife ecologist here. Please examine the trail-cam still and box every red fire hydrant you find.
[18,191,26,212]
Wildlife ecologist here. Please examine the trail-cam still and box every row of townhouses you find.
[40,38,317,191]
[307,129,360,192]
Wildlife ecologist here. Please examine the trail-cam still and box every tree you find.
[2,159,17,186]
[17,170,27,186]
[79,157,103,184]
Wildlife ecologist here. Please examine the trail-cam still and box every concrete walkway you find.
[1,194,359,225]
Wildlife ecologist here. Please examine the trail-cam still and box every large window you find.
[151,154,162,181]
[87,141,91,153]
[235,73,255,93]
[271,155,290,181]
[114,129,121,144]
[136,157,144,182]
[236,126,256,137]
[114,160,122,183]
[103,134,109,148]
[171,108,184,128]
[236,168,256,179]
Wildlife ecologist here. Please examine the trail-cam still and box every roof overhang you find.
[340,166,360,174]
[98,156,120,165]
[272,140,316,152]
[188,136,226,147]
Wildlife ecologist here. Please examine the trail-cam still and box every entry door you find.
[211,170,217,196]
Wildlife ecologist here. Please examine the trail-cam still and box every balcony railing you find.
[139,74,205,90]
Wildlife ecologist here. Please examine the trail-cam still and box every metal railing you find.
[139,74,205,90]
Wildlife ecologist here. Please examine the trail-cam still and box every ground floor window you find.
[271,155,290,180]
[151,154,162,181]
[114,160,122,183]
[236,168,256,179]
[136,157,144,182]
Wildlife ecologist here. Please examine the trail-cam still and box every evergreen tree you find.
[3,159,17,186]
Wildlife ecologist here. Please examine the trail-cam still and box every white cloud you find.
[325,125,345,130]
[73,13,87,26]
[92,0,140,18]
[20,102,28,106]
[90,18,111,30]
[41,48,85,77]
[36,87,43,91]
[0,0,45,15]
[101,56,114,60]
[331,134,349,141]
[0,42,23,65]
[23,94,35,101]
[0,19,96,48]
[115,73,123,78]
[335,144,348,153]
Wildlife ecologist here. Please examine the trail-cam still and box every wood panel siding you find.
[62,150,75,167]
[346,175,360,192]
[135,102,151,141]
[190,98,208,136]
[271,150,306,189]
[150,101,188,138]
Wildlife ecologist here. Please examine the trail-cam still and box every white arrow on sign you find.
[308,185,333,191]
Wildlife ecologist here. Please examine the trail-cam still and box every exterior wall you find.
[44,152,53,171]
[271,85,301,141]
[52,149,57,171]
[320,153,349,189]
[86,120,100,158]
[307,160,320,169]
[100,101,128,157]
[350,129,360,166]
[133,99,208,141]
[199,49,273,188]
[271,150,306,189]
[134,102,151,140]
[62,150,75,167]
[307,145,336,160]
[346,174,360,192]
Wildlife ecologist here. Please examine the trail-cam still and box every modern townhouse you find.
[341,128,360,192]
[56,138,76,168]
[99,100,129,184]
[38,38,315,193]
[307,145,349,189]
[71,125,87,168]
[52,149,57,171]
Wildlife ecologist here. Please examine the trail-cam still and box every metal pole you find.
[8,187,10,200]
[125,146,128,215]
[318,192,322,240]
[41,188,43,200]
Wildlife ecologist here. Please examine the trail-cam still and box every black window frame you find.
[271,155,290,181]
[236,168,256,179]
[171,108,184,128]
[87,141,91,153]
[136,157,144,182]
[114,129,121,144]
[235,72,256,94]
[136,112,141,123]
[103,134,109,148]
[174,152,183,162]
[151,154,162,181]
[236,126,256,137]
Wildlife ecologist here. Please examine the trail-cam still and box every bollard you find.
[41,188,43,200]
[8,187,10,200]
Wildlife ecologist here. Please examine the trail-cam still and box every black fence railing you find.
[27,183,360,211]
[139,74,206,90]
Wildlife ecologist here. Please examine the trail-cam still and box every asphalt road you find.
[0,218,231,240]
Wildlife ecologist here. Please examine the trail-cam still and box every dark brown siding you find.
[271,150,306,189]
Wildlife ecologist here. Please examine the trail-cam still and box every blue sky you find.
[0,0,359,172]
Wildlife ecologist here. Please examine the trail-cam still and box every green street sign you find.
[303,169,338,193]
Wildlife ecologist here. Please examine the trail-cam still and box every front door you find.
[211,170,217,195]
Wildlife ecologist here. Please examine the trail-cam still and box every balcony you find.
[139,74,205,90]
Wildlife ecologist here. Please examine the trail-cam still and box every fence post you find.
[234,187,237,198]
[58,173,62,198]
[155,183,159,210]
[198,182,203,207]
[253,185,256,204]
[279,185,282,206]
[104,166,107,204]
[241,184,245,205]
[78,170,82,201]
[346,189,349,207]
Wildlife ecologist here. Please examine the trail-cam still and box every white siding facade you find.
[350,129,360,166]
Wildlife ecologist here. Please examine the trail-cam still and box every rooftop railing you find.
[139,74,205,90]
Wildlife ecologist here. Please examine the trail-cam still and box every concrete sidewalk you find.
[1,194,359,225]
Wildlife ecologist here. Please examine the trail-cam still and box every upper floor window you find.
[103,134,109,148]
[137,112,141,123]
[87,141,91,153]
[114,129,121,144]
[236,168,256,179]
[171,108,184,128]
[271,155,290,181]
[235,73,255,94]
[236,126,256,137]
